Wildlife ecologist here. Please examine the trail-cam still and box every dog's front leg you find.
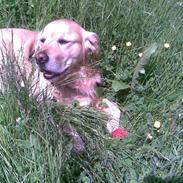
[95,98,128,138]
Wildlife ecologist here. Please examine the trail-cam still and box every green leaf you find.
[80,176,90,183]
[132,42,158,88]
[112,80,130,92]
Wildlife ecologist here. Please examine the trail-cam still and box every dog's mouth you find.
[43,70,60,80]
[41,68,69,80]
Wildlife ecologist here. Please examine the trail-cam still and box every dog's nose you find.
[36,52,49,64]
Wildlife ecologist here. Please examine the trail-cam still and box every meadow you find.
[0,0,183,182]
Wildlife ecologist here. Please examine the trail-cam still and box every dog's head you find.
[34,19,99,80]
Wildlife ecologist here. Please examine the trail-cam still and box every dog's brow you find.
[63,33,80,41]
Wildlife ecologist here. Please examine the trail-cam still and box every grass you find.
[0,0,183,182]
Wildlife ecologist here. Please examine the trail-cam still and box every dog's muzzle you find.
[35,52,69,80]
[35,52,56,79]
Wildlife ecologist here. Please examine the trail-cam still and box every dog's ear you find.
[24,35,37,61]
[83,31,99,57]
[28,41,36,60]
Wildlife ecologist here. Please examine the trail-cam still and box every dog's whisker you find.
[54,76,95,88]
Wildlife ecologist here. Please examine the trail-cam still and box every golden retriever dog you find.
[34,19,128,146]
[0,20,128,152]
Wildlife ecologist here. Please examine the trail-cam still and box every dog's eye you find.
[40,38,46,43]
[58,39,69,45]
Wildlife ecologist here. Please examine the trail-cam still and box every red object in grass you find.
[112,128,128,139]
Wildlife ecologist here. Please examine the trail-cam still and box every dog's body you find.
[0,20,124,151]
[0,28,36,75]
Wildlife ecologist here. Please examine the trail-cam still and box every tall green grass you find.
[0,0,183,182]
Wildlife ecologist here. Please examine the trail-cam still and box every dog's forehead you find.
[41,20,83,39]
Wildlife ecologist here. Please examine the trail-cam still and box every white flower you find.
[20,81,25,87]
[139,68,145,74]
[154,121,161,129]
[175,2,182,7]
[126,41,132,47]
[164,43,170,48]
[178,113,182,117]
[138,53,143,57]
[111,45,117,51]
[16,117,21,123]
[146,133,153,140]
